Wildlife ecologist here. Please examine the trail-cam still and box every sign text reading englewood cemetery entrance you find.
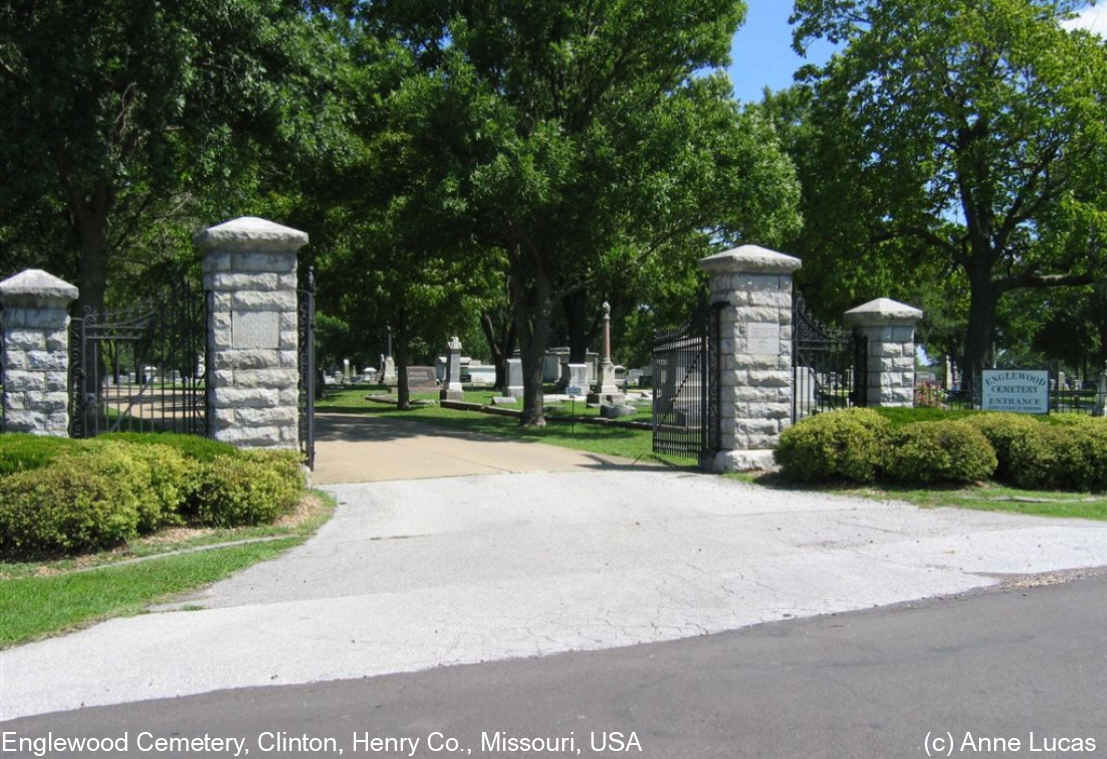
[981,370,1049,414]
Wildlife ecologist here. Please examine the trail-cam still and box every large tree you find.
[365,0,800,425]
[0,0,343,315]
[789,0,1107,392]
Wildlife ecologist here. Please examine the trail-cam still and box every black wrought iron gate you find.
[792,292,868,421]
[298,267,316,470]
[69,283,208,438]
[651,304,722,459]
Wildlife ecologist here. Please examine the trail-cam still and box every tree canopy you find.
[789,0,1107,390]
[362,0,800,423]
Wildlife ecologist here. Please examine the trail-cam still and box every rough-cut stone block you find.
[211,272,279,292]
[3,351,28,370]
[236,406,298,426]
[215,425,283,446]
[232,290,297,312]
[747,370,790,388]
[6,329,45,351]
[4,409,45,432]
[279,350,298,368]
[707,449,777,473]
[279,329,298,350]
[235,368,296,388]
[36,392,69,412]
[213,312,233,331]
[27,351,66,372]
[212,370,235,388]
[44,371,67,392]
[735,306,781,324]
[212,292,233,312]
[214,408,237,427]
[213,387,279,408]
[223,349,280,370]
[232,252,298,274]
[44,330,68,351]
[5,370,45,392]
[279,388,299,405]
[280,311,298,331]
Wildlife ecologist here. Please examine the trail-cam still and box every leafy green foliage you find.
[885,421,997,485]
[97,432,239,463]
[188,453,303,528]
[964,413,1041,482]
[774,408,891,483]
[784,0,1107,384]
[0,438,304,558]
[360,0,800,423]
[1009,418,1107,493]
[0,447,149,558]
[0,435,82,477]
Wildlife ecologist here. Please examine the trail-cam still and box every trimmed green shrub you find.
[0,434,82,476]
[875,407,980,427]
[0,447,152,558]
[98,432,239,462]
[1009,421,1107,492]
[965,413,1039,482]
[885,421,997,485]
[187,452,303,527]
[775,408,891,483]
[87,440,193,531]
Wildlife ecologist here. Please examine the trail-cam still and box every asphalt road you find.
[4,570,1107,758]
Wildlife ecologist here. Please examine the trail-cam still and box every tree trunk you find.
[563,291,603,363]
[961,262,999,397]
[512,256,553,427]
[395,329,411,410]
[480,310,516,392]
[75,200,111,397]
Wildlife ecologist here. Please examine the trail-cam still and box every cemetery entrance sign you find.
[981,370,1049,414]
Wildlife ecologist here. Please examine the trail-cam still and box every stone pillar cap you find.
[843,297,923,325]
[194,216,309,253]
[0,269,79,303]
[699,245,802,275]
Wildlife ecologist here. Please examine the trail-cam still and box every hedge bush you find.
[187,452,304,527]
[98,432,239,462]
[885,421,997,485]
[774,408,891,483]
[0,437,305,559]
[0,435,82,476]
[1009,421,1107,492]
[964,413,1039,482]
[0,447,151,557]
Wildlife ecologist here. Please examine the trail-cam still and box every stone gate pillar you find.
[196,217,307,449]
[700,245,801,472]
[0,270,78,436]
[843,298,923,408]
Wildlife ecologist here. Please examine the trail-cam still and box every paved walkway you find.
[311,412,659,484]
[4,460,1107,720]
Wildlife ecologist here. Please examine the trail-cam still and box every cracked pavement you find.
[4,468,1107,721]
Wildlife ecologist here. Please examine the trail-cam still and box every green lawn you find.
[0,490,335,647]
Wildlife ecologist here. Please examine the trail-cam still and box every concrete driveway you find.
[311,412,659,484]
[4,459,1107,721]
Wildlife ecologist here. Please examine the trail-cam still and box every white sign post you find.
[981,370,1049,414]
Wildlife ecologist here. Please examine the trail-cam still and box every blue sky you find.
[726,1,1107,105]
[726,1,836,104]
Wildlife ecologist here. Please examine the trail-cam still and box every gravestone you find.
[440,336,464,401]
[566,363,589,396]
[506,358,524,399]
[407,365,439,392]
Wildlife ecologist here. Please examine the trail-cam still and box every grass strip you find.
[0,491,336,647]
[0,538,299,648]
